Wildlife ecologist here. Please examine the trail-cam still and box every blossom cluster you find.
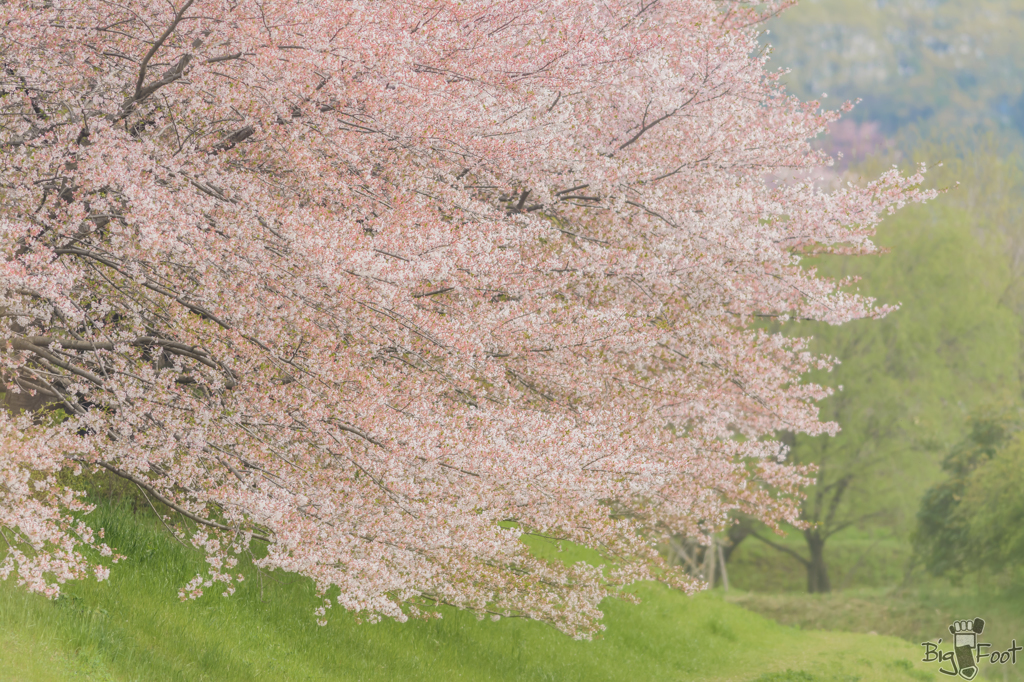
[0,0,931,636]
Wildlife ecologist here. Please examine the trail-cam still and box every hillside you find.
[0,502,935,682]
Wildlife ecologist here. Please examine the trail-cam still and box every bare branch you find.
[747,530,810,566]
[93,460,273,543]
[133,0,196,102]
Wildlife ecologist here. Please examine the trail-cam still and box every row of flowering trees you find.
[0,0,930,636]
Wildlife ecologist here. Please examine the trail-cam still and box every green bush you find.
[914,406,1024,581]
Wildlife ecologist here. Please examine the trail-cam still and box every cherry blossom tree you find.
[0,0,931,636]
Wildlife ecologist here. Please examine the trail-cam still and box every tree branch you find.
[92,460,272,543]
[823,474,852,531]
[822,510,887,540]
[748,530,810,566]
[8,339,105,386]
[133,0,196,102]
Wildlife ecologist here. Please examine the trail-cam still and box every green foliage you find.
[959,434,1024,574]
[741,141,1024,591]
[913,407,1019,578]
[785,194,1020,539]
[0,500,935,682]
[915,405,1024,581]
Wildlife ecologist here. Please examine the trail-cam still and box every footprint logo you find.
[949,618,986,680]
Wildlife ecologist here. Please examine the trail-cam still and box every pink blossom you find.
[0,0,931,637]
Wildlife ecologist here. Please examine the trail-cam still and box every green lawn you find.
[0,502,940,682]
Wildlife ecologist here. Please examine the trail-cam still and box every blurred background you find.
[694,1,1024,676]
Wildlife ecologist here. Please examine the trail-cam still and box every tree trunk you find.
[721,519,751,563]
[805,530,831,593]
[702,538,717,587]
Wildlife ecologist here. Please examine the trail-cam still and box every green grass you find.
[717,526,1024,680]
[727,584,1024,644]
[726,584,1024,681]
[0,502,938,682]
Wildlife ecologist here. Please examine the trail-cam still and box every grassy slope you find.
[0,503,935,682]
[720,528,1024,681]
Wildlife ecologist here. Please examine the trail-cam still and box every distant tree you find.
[0,0,930,635]
[914,406,1024,581]
[745,198,1021,592]
[763,0,1024,135]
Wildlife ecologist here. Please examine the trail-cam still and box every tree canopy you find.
[0,0,929,636]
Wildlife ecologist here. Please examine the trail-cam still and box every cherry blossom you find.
[0,0,931,636]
